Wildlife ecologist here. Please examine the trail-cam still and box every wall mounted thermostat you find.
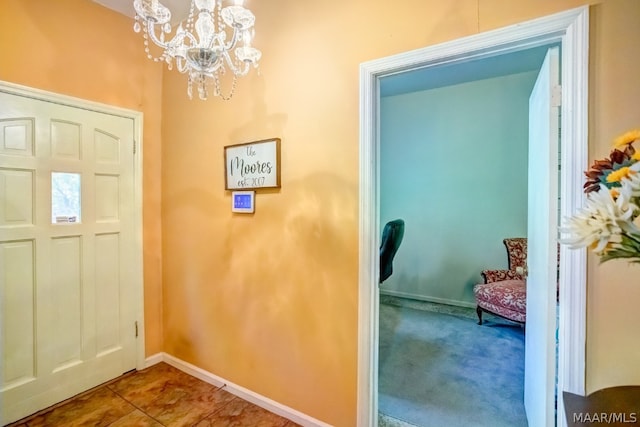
[231,191,255,213]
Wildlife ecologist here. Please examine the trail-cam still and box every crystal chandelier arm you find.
[220,26,241,51]
[176,27,198,47]
[144,22,172,50]
[218,5,256,51]
[175,56,189,73]
[220,49,251,76]
[144,20,198,56]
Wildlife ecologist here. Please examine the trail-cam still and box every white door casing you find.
[525,46,560,427]
[0,82,144,425]
[358,7,588,427]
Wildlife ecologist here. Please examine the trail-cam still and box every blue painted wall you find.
[380,71,537,306]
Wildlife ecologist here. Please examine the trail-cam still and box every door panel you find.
[95,233,122,355]
[0,169,33,226]
[1,240,36,387]
[525,46,560,427]
[0,90,137,424]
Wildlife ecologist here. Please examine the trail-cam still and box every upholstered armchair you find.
[473,238,527,325]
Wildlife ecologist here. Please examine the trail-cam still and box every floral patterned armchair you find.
[473,238,527,325]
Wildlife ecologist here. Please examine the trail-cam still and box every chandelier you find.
[133,0,261,100]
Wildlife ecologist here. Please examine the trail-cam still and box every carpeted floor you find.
[378,296,527,427]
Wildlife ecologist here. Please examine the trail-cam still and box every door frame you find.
[0,80,146,371]
[357,7,588,427]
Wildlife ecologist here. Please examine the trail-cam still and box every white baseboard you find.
[380,289,476,309]
[144,352,332,427]
[144,353,164,368]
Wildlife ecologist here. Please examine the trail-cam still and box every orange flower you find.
[606,166,634,183]
[613,129,640,148]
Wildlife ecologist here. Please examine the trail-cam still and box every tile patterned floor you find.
[7,363,299,427]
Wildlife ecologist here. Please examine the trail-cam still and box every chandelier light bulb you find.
[133,0,261,100]
[242,29,252,45]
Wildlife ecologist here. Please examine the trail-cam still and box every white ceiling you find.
[92,0,191,23]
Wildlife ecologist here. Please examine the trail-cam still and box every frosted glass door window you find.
[51,172,81,223]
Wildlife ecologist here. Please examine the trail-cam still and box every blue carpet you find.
[378,302,528,427]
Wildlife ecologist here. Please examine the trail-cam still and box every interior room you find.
[376,48,546,426]
[378,48,546,305]
[1,1,640,426]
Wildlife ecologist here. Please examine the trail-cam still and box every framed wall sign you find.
[224,138,281,190]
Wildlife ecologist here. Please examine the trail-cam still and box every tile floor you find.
[8,362,299,427]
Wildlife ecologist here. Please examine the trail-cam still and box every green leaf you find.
[622,233,640,248]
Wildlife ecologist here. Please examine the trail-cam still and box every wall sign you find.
[224,138,281,190]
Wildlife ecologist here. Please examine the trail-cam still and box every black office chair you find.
[379,219,405,284]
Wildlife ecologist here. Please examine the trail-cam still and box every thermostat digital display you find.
[231,191,255,213]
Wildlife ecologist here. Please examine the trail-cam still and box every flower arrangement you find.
[561,129,640,264]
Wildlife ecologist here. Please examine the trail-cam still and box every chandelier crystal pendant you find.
[133,0,262,100]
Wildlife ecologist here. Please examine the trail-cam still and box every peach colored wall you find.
[3,0,637,425]
[586,0,640,393]
[159,2,479,425]
[161,0,640,425]
[0,0,164,355]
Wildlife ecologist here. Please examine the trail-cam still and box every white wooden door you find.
[0,89,137,424]
[525,46,560,427]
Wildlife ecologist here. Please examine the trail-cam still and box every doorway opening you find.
[377,44,555,427]
[358,7,588,427]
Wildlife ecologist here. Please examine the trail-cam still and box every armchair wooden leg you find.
[476,306,483,325]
